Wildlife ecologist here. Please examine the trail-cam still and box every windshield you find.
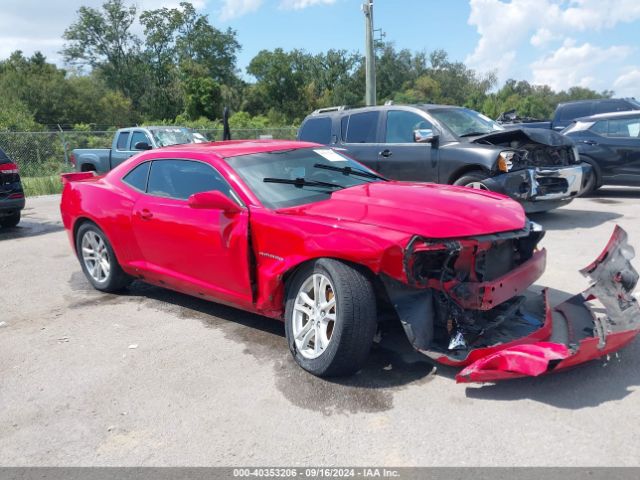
[149,127,207,147]
[226,148,383,209]
[429,108,504,137]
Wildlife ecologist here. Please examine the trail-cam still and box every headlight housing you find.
[497,151,516,172]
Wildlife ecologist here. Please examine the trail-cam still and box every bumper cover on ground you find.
[456,226,640,383]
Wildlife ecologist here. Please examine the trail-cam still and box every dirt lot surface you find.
[2,191,640,466]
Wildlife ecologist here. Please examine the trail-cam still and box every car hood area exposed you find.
[279,181,526,239]
[470,127,574,147]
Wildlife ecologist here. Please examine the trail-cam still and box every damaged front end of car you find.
[474,129,592,212]
[382,224,640,383]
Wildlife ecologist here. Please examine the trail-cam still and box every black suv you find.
[0,147,25,228]
[498,98,640,131]
[563,110,640,193]
[298,104,591,213]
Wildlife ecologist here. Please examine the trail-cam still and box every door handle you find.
[137,209,153,220]
[380,149,393,158]
[582,140,598,146]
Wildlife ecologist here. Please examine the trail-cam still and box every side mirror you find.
[134,141,153,150]
[188,191,241,214]
[413,129,438,144]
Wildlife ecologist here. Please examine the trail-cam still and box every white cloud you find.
[467,0,640,91]
[466,0,559,80]
[530,39,632,91]
[219,0,263,21]
[0,1,208,64]
[530,28,560,47]
[614,69,640,97]
[562,0,640,30]
[279,0,336,10]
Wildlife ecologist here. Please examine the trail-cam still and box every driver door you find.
[377,110,439,182]
[131,159,253,307]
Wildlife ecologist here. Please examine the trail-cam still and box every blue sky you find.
[1,0,639,96]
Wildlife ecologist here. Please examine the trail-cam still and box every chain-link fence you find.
[0,127,298,179]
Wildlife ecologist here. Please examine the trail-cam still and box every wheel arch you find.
[72,217,124,264]
[448,165,491,184]
[577,154,603,188]
[279,256,390,315]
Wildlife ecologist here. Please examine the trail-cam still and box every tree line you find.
[0,0,613,132]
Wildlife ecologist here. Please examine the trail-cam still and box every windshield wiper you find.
[458,131,493,137]
[313,163,387,181]
[263,177,345,190]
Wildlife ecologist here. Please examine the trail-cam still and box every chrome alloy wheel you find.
[81,230,111,283]
[292,273,337,359]
[465,181,489,190]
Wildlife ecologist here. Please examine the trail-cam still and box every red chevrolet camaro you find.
[60,140,640,382]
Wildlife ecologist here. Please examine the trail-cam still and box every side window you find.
[116,132,130,150]
[122,162,150,191]
[147,160,232,200]
[130,131,151,150]
[341,116,348,141]
[299,118,332,145]
[385,110,433,143]
[344,112,380,143]
[593,101,629,115]
[590,121,608,135]
[606,118,640,138]
[558,103,591,121]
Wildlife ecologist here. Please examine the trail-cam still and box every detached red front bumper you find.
[456,226,640,383]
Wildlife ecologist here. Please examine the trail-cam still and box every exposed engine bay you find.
[473,128,578,169]
[382,224,640,381]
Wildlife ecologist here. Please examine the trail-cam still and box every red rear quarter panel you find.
[60,175,141,267]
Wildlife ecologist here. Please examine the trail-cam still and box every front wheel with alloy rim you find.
[76,222,131,292]
[284,259,378,377]
[453,171,490,190]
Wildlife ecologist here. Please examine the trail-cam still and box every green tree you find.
[62,0,143,101]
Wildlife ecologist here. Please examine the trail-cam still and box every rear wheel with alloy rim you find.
[76,222,131,292]
[285,258,377,377]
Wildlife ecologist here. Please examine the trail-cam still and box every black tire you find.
[284,259,377,377]
[0,211,20,228]
[75,222,131,292]
[453,171,490,189]
[579,168,600,197]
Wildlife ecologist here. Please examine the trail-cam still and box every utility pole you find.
[362,0,376,106]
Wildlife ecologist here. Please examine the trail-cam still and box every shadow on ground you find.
[68,273,436,415]
[68,272,640,413]
[0,208,64,240]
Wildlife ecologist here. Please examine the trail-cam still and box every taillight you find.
[0,163,19,174]
[69,153,76,167]
[8,193,24,199]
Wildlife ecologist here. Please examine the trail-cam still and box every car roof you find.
[558,98,633,107]
[574,110,640,122]
[147,139,320,158]
[309,103,464,117]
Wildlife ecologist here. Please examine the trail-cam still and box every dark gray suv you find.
[298,104,592,213]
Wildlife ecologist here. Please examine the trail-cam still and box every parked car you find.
[71,126,208,173]
[297,104,590,213]
[0,147,25,228]
[497,98,640,131]
[562,110,640,193]
[60,140,640,383]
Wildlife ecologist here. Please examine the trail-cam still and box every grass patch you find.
[21,175,63,196]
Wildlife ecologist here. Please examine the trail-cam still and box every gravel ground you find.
[1,190,640,466]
